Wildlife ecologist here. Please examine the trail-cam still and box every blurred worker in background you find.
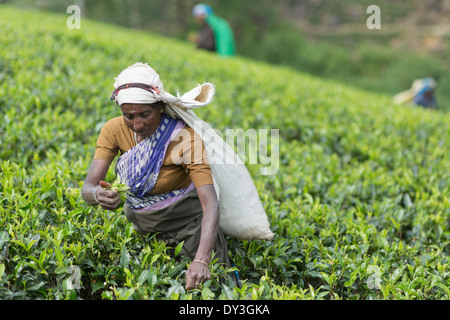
[413,78,438,109]
[190,3,235,57]
[394,77,438,109]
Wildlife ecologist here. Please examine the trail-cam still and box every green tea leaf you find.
[111,177,131,201]
[120,246,130,268]
[174,241,185,257]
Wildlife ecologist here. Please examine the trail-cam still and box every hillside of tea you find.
[0,6,449,300]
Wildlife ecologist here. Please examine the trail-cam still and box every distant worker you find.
[394,77,438,109]
[191,4,235,57]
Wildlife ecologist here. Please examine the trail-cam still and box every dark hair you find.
[150,100,166,112]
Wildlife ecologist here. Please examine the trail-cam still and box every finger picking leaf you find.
[111,177,131,201]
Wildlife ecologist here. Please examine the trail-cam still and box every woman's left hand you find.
[185,260,211,289]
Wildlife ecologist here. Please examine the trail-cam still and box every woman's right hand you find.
[96,180,121,210]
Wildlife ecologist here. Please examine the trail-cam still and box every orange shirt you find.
[94,116,213,195]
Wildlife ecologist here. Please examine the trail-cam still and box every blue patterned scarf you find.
[115,114,187,210]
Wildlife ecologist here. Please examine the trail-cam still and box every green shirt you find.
[206,14,235,57]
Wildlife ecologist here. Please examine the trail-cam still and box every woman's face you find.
[120,103,162,139]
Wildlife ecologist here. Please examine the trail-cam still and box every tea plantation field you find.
[0,6,449,300]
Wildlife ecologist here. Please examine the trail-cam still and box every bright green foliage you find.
[0,6,449,300]
[111,177,131,202]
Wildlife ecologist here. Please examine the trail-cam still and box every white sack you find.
[165,85,274,240]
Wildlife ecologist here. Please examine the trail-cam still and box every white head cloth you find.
[112,62,215,114]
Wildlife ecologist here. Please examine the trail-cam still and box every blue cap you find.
[418,77,437,94]
[192,4,213,18]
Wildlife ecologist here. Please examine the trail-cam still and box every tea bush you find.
[0,6,449,300]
